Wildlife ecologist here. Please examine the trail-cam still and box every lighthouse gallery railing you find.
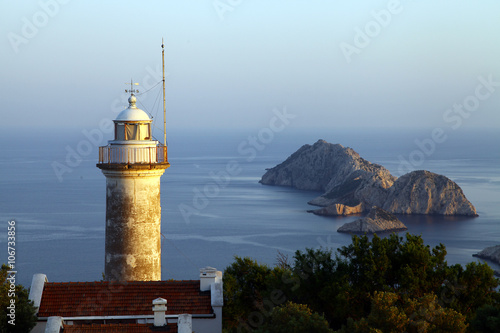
[98,145,168,164]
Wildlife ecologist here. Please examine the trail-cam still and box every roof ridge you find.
[45,279,201,285]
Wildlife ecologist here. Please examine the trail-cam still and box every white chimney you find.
[29,273,47,314]
[45,316,63,333]
[200,266,217,291]
[152,298,167,327]
[178,313,192,333]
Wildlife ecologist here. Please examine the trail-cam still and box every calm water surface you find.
[0,128,499,286]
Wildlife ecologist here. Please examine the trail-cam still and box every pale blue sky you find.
[2,0,499,131]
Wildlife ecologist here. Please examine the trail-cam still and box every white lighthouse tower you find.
[97,88,169,281]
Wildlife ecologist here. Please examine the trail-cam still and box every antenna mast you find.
[162,38,166,147]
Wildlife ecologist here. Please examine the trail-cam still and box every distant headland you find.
[259,140,477,232]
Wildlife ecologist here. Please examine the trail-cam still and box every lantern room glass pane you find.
[116,124,126,141]
[126,124,139,140]
[115,123,150,140]
[139,124,150,140]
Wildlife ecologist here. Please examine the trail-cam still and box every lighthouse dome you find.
[115,95,151,122]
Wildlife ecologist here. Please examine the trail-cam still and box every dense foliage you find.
[469,304,500,332]
[337,291,467,333]
[255,301,333,333]
[223,233,500,333]
[0,264,37,333]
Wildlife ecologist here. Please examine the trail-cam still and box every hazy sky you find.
[2,0,499,131]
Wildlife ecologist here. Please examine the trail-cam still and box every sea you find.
[1,127,499,287]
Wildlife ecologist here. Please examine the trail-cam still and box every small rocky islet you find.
[259,139,478,234]
[473,245,500,276]
[337,206,408,234]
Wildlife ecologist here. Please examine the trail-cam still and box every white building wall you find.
[31,322,46,333]
[192,314,222,333]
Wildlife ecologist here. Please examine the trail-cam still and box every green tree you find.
[285,234,453,328]
[365,292,408,333]
[334,233,498,324]
[222,234,500,332]
[469,304,500,333]
[336,291,467,333]
[255,301,333,333]
[442,262,499,320]
[287,247,351,328]
[0,264,37,333]
[337,233,449,297]
[404,293,467,333]
[223,256,287,332]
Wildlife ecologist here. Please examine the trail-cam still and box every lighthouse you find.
[97,89,169,281]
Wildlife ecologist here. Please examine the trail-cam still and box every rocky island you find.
[473,245,500,265]
[337,206,408,234]
[473,245,500,277]
[260,140,477,233]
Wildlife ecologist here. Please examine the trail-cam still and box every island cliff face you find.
[260,140,396,204]
[260,140,477,217]
[382,170,477,215]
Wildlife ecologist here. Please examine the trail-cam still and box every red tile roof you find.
[63,323,177,332]
[37,280,212,318]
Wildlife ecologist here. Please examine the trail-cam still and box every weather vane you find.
[125,79,139,95]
